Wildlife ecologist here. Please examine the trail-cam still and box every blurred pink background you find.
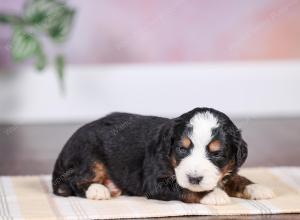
[1,0,300,68]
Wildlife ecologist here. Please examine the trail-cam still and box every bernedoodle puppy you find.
[52,107,274,205]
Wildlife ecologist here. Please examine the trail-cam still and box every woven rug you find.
[1,167,300,220]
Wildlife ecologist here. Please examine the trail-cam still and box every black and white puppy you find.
[52,107,274,205]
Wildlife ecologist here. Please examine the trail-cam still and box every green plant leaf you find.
[11,28,40,61]
[1,0,75,93]
[24,0,75,42]
[55,54,65,91]
[35,49,47,71]
[0,14,23,24]
[24,0,59,25]
[48,9,75,42]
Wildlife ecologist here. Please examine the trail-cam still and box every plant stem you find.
[0,13,25,25]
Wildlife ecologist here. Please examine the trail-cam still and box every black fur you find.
[52,107,247,202]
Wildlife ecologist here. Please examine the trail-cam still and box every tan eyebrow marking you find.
[208,140,221,152]
[181,136,192,149]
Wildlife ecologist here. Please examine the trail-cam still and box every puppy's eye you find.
[176,146,190,156]
[176,136,192,156]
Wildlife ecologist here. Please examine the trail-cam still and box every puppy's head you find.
[169,108,247,192]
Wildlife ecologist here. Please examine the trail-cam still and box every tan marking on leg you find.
[77,161,122,198]
[93,161,122,197]
[104,179,122,197]
[92,161,107,183]
[222,174,253,198]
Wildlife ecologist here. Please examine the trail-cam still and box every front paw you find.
[200,188,231,205]
[244,184,275,200]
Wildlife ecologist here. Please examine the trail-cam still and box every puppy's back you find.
[52,112,170,197]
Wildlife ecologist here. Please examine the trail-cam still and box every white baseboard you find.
[1,61,300,123]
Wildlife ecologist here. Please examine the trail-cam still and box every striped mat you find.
[1,167,300,220]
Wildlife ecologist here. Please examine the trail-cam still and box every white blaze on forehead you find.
[189,112,219,146]
[174,111,221,192]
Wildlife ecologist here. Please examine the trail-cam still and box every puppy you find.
[52,107,274,205]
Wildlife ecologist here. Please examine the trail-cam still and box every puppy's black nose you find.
[188,175,203,184]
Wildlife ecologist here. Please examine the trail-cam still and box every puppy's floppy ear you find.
[161,122,176,155]
[143,122,176,179]
[143,118,185,179]
[234,131,248,167]
[161,117,186,154]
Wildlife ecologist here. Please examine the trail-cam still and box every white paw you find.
[200,188,231,205]
[244,184,275,200]
[86,183,111,200]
